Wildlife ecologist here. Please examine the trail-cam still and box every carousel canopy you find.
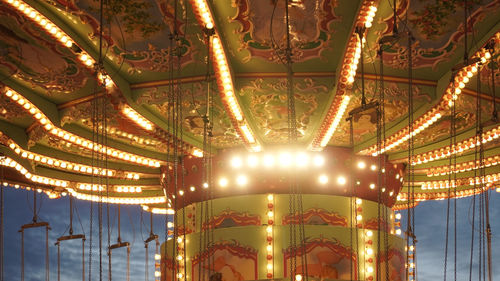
[0,0,499,210]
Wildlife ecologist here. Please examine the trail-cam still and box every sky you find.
[0,186,499,280]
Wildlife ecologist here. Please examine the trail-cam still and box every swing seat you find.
[145,234,158,243]
[109,241,130,250]
[57,234,85,242]
[19,221,50,231]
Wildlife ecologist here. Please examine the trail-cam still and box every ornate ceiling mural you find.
[230,0,340,63]
[330,81,434,146]
[50,0,201,80]
[0,6,89,94]
[237,77,332,144]
[137,83,241,148]
[370,0,500,73]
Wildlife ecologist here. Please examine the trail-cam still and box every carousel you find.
[0,0,499,280]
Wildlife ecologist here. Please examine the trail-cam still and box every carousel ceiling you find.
[0,0,499,210]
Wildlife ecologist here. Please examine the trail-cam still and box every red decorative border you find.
[282,208,347,227]
[202,209,261,230]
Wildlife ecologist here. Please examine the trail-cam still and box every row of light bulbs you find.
[364,45,493,156]
[1,156,161,202]
[265,194,274,278]
[319,95,351,148]
[426,154,500,177]
[76,183,144,193]
[4,0,114,88]
[412,125,500,165]
[121,105,154,131]
[190,0,260,152]
[212,36,260,151]
[229,152,327,169]
[1,157,69,187]
[67,188,166,205]
[371,110,443,156]
[311,2,378,150]
[420,173,499,190]
[6,140,142,179]
[142,205,175,215]
[398,183,497,203]
[3,88,162,167]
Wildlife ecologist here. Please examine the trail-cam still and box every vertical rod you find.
[0,173,3,281]
[46,226,49,281]
[33,191,37,223]
[83,239,85,281]
[117,205,121,242]
[21,231,24,281]
[57,243,60,281]
[69,196,74,235]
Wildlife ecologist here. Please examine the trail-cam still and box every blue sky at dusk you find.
[1,186,499,280]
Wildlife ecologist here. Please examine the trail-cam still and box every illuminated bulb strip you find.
[76,183,144,193]
[189,0,259,151]
[398,181,497,203]
[412,125,500,165]
[318,95,351,148]
[364,229,374,279]
[2,88,163,167]
[67,188,166,205]
[3,0,113,87]
[115,185,143,193]
[5,141,145,178]
[265,194,274,279]
[394,212,402,236]
[211,36,259,150]
[417,172,500,190]
[175,235,185,281]
[310,1,378,150]
[142,206,175,215]
[362,46,495,156]
[407,245,416,280]
[426,154,500,177]
[355,197,363,227]
[121,105,154,131]
[0,157,69,187]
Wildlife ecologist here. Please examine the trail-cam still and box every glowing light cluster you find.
[4,0,113,87]
[230,152,326,169]
[362,46,494,156]
[4,0,73,48]
[318,95,351,148]
[355,197,362,227]
[67,188,166,205]
[412,125,500,165]
[3,88,162,167]
[265,194,274,279]
[189,0,214,29]
[364,229,374,278]
[407,245,416,280]
[189,0,259,151]
[394,212,402,235]
[176,236,186,281]
[116,186,143,193]
[426,154,500,177]
[369,110,443,156]
[6,141,130,177]
[397,181,497,204]
[360,4,378,28]
[121,105,154,131]
[211,36,259,151]
[311,2,378,150]
[0,157,68,187]
[77,184,143,193]
[419,172,500,190]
